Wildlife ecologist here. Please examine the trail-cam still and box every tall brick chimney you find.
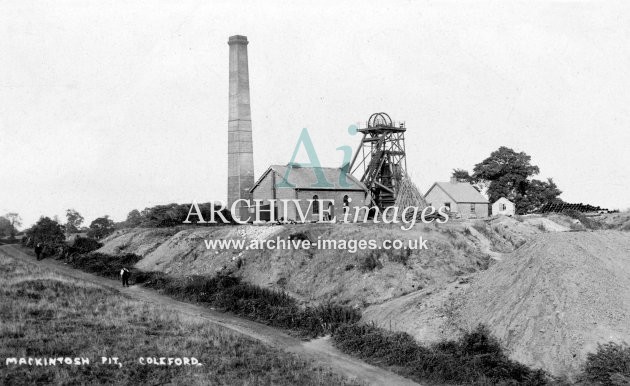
[227,35,254,220]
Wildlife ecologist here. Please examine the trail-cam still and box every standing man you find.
[35,243,43,260]
[120,268,130,287]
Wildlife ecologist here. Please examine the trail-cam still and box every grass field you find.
[0,254,356,385]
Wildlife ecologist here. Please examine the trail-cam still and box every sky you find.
[1,0,629,229]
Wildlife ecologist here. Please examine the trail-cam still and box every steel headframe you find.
[349,112,407,209]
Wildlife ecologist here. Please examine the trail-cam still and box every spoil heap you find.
[456,231,630,378]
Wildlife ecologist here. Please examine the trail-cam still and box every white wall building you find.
[492,197,516,216]
[424,177,489,219]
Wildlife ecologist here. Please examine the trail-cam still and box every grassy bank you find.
[333,323,549,385]
[64,251,361,338]
[141,273,361,337]
[0,253,355,385]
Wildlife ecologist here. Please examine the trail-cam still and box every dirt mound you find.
[96,213,571,310]
[600,211,630,231]
[455,231,630,378]
[98,228,180,256]
[96,223,498,307]
[362,279,469,344]
[487,215,569,249]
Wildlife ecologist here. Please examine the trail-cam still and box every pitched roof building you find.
[250,164,368,222]
[424,177,489,218]
[492,197,516,216]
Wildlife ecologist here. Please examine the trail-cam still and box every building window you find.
[343,195,349,214]
[470,204,476,213]
[312,195,319,214]
[444,202,451,210]
[501,203,506,211]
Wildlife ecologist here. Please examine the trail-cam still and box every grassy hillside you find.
[0,253,355,385]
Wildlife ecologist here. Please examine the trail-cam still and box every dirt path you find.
[1,244,419,386]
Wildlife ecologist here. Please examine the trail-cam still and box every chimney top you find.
[228,35,248,45]
[450,176,458,184]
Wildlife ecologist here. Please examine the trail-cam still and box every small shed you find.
[424,177,489,219]
[492,197,515,216]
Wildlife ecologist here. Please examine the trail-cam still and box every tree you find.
[125,209,142,228]
[454,147,562,214]
[87,216,115,240]
[4,212,22,238]
[514,178,562,214]
[451,168,487,193]
[472,147,540,201]
[0,217,13,238]
[25,217,65,247]
[452,168,473,183]
[65,209,84,234]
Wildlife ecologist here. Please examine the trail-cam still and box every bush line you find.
[332,323,549,385]
[63,251,360,338]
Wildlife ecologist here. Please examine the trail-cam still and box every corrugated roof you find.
[252,164,367,192]
[426,182,489,203]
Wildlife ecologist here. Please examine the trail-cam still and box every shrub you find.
[332,323,549,385]
[69,236,102,255]
[581,342,630,385]
[389,248,412,266]
[125,203,234,228]
[65,252,143,280]
[25,217,65,249]
[143,274,360,337]
[360,253,382,272]
[288,232,310,242]
[86,216,116,240]
[131,270,166,285]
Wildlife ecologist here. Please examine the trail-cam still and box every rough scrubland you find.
[64,212,630,381]
[0,253,355,385]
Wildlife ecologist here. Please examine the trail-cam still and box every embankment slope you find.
[97,222,499,307]
[456,231,630,378]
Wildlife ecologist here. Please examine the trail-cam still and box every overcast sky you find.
[1,0,629,228]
